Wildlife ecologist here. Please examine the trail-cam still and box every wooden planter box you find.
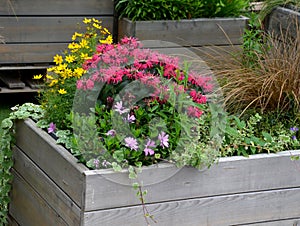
[265,6,300,40]
[118,17,248,47]
[118,17,248,64]
[10,119,300,225]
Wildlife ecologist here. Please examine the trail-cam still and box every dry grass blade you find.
[214,18,300,115]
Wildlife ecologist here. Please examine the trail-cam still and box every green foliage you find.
[221,112,300,157]
[242,12,265,67]
[0,103,44,225]
[116,0,250,21]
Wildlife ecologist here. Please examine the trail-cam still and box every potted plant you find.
[116,0,250,49]
[2,17,300,226]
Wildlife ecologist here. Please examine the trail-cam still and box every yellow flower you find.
[46,75,54,80]
[101,28,110,35]
[68,42,80,50]
[80,52,89,60]
[72,32,83,41]
[49,79,58,87]
[80,39,89,48]
[33,74,43,79]
[57,63,67,71]
[100,35,113,44]
[53,54,63,65]
[83,18,92,24]
[64,68,73,77]
[65,55,75,63]
[92,18,100,23]
[58,89,67,94]
[47,67,54,72]
[93,23,102,30]
[74,67,86,78]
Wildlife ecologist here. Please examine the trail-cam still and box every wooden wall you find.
[0,0,115,65]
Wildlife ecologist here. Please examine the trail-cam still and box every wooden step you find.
[0,74,25,89]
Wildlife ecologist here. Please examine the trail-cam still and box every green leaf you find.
[112,162,122,172]
[1,119,13,130]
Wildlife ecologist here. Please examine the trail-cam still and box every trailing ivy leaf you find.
[1,118,13,130]
[112,162,122,172]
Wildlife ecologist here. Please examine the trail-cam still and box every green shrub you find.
[116,0,250,21]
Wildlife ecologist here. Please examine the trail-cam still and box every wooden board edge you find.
[12,146,81,225]
[82,187,300,226]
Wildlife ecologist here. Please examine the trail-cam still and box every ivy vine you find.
[0,103,44,225]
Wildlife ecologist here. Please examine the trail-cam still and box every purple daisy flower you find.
[125,114,136,123]
[114,101,129,114]
[144,139,155,156]
[158,131,169,149]
[124,137,139,151]
[106,129,116,137]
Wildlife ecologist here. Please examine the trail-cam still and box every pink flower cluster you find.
[77,37,212,118]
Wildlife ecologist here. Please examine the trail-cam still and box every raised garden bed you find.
[265,6,300,40]
[9,119,300,225]
[118,17,248,62]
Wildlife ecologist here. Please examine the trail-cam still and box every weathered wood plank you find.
[119,17,248,46]
[141,42,242,67]
[0,73,25,88]
[238,218,300,225]
[83,149,300,211]
[10,169,68,226]
[12,146,81,225]
[0,0,114,16]
[266,6,300,40]
[0,87,38,93]
[8,214,19,226]
[82,187,300,226]
[1,16,113,43]
[15,119,88,208]
[0,43,68,64]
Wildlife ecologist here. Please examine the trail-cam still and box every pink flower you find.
[106,129,116,137]
[187,106,203,118]
[76,80,84,89]
[124,137,139,151]
[47,122,56,133]
[158,131,169,149]
[86,79,94,90]
[190,90,207,104]
[144,139,155,156]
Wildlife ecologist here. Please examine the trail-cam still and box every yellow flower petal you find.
[83,18,92,24]
[33,74,43,79]
[58,89,67,94]
[65,55,75,63]
[53,54,63,65]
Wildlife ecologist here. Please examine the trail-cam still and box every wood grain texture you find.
[119,17,248,46]
[10,169,68,226]
[0,43,68,64]
[82,187,300,226]
[83,149,300,211]
[15,119,87,207]
[1,16,113,43]
[0,0,114,16]
[12,146,81,225]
